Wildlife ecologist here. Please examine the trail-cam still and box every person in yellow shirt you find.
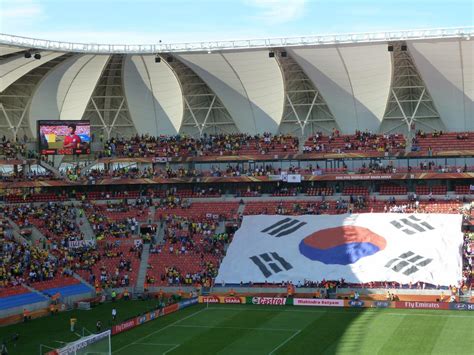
[70,318,77,332]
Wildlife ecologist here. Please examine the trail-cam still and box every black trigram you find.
[250,252,293,278]
[390,215,434,235]
[385,251,433,276]
[261,218,307,238]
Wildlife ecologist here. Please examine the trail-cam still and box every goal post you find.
[45,330,111,355]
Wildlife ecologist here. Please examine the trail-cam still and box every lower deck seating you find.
[40,283,92,298]
[455,186,472,194]
[76,240,141,288]
[306,187,334,196]
[0,286,29,298]
[31,276,81,291]
[0,292,47,310]
[156,202,239,220]
[415,186,430,195]
[379,185,407,195]
[342,187,369,195]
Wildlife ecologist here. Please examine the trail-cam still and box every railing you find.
[0,27,472,54]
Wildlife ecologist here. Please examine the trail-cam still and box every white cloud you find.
[1,0,44,19]
[245,0,307,25]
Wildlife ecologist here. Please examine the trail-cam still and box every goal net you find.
[47,330,111,355]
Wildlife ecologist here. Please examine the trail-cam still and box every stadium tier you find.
[0,30,473,355]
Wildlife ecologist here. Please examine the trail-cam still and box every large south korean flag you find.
[216,214,463,286]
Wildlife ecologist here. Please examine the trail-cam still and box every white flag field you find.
[216,214,463,286]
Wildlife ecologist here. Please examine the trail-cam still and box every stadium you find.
[0,25,473,355]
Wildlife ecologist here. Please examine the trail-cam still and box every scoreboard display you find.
[38,120,91,155]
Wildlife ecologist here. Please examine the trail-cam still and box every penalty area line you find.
[172,324,299,332]
[163,344,180,354]
[112,307,207,354]
[268,329,302,355]
[134,342,180,346]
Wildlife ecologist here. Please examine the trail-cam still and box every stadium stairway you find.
[237,203,246,216]
[5,218,31,245]
[75,206,95,240]
[38,158,62,178]
[5,218,49,248]
[148,205,156,223]
[135,243,150,293]
[78,158,100,176]
[29,225,48,246]
[72,273,95,290]
[154,223,165,244]
[216,221,226,235]
[21,283,53,300]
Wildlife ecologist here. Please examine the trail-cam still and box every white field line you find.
[207,306,474,318]
[268,329,302,355]
[172,324,299,332]
[112,308,207,354]
[113,305,473,353]
[133,343,179,346]
[163,344,180,355]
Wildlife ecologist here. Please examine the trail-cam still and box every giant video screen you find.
[38,120,91,155]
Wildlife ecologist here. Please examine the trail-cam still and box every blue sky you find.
[1,0,472,44]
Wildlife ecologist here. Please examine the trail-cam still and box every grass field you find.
[0,299,160,355]
[111,304,474,355]
[1,301,473,354]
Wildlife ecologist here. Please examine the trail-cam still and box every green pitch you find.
[112,304,474,355]
[1,302,473,354]
[0,299,160,355]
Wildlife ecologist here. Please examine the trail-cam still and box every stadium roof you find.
[0,27,473,139]
[0,27,472,54]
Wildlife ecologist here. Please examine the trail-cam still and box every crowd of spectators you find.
[146,215,231,287]
[100,133,299,158]
[303,130,405,154]
[77,202,144,288]
[0,234,73,288]
[3,203,83,247]
[0,195,472,295]
[461,232,473,289]
[0,170,57,183]
[0,139,27,160]
[84,200,148,239]
[83,166,203,182]
[73,241,142,289]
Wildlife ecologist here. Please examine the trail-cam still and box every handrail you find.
[0,27,472,54]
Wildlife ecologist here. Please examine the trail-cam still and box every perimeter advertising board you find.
[449,302,474,311]
[198,296,246,304]
[247,297,291,305]
[112,298,197,335]
[293,298,344,307]
[395,301,450,310]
